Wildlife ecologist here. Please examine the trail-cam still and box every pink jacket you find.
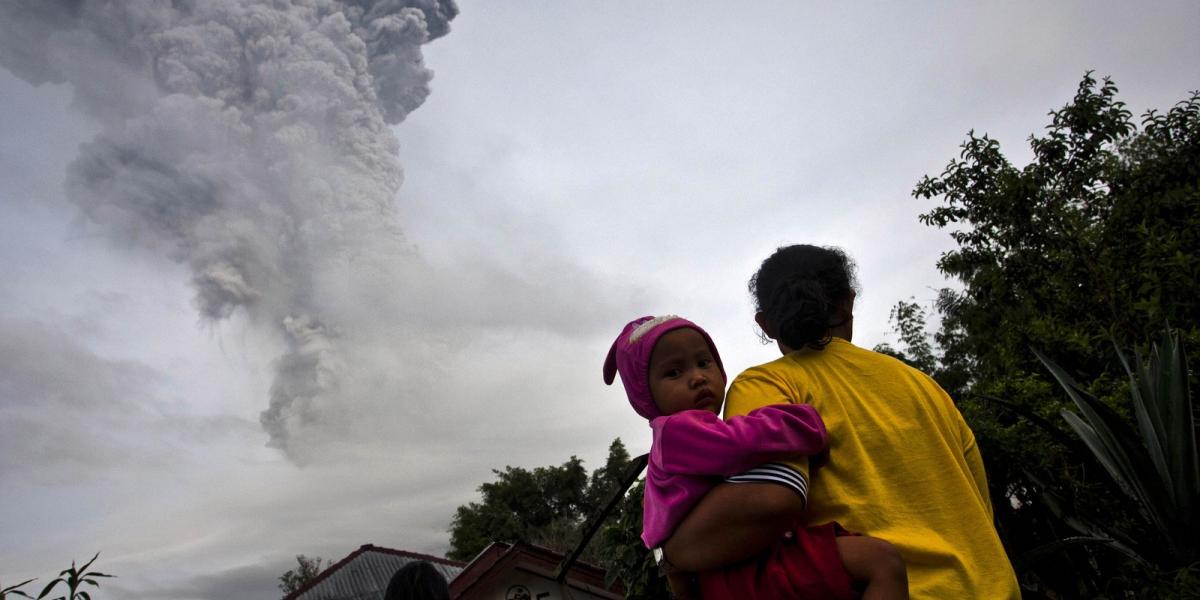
[641,404,828,548]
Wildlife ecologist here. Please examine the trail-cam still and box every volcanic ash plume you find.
[0,0,458,461]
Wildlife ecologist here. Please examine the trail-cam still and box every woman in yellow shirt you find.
[663,244,1020,599]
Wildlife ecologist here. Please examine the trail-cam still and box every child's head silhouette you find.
[604,315,726,419]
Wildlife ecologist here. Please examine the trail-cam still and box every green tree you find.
[277,555,328,597]
[447,439,633,563]
[593,480,671,600]
[584,438,633,513]
[873,296,938,374]
[911,73,1200,596]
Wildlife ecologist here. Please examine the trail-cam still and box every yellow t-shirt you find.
[725,338,1020,599]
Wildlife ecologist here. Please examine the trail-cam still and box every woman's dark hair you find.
[749,244,858,350]
[383,560,450,600]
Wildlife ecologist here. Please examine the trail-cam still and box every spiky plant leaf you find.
[35,578,61,600]
[1116,342,1170,491]
[1036,348,1170,530]
[1039,330,1200,567]
[1,578,37,600]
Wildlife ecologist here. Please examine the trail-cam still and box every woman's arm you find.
[661,368,812,571]
[662,480,805,571]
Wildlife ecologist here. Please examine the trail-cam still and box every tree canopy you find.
[277,555,328,597]
[903,73,1200,597]
[447,439,671,598]
[447,438,633,563]
[914,73,1199,394]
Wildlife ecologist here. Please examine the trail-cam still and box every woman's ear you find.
[754,311,776,339]
[757,311,795,354]
[839,291,857,319]
[831,291,856,342]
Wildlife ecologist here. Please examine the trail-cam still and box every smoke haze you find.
[0,0,460,461]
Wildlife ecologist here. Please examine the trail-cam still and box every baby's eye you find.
[664,368,683,378]
[698,358,712,368]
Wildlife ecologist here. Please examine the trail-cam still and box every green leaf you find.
[1059,410,1147,508]
[1124,331,1200,558]
[1162,334,1198,494]
[1,579,37,597]
[35,579,61,600]
[1115,342,1170,484]
[1041,330,1200,566]
[1152,332,1199,550]
[1040,348,1173,536]
[76,554,98,576]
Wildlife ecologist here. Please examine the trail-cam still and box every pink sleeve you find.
[650,405,827,477]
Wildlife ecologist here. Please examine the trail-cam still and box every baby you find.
[605,315,907,599]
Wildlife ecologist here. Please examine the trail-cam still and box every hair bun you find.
[766,278,832,349]
[749,244,857,351]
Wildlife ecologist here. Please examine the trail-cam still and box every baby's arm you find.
[651,404,827,477]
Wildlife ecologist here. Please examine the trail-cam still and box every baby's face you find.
[647,328,726,416]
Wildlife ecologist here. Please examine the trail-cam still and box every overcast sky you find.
[1,1,1197,598]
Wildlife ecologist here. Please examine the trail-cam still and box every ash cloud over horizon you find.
[0,0,461,461]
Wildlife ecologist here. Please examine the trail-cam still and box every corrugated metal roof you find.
[294,546,464,600]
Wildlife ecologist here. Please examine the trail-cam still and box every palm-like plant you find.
[1,579,36,599]
[34,553,113,600]
[1035,329,1199,568]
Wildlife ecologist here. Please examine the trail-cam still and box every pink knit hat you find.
[603,315,726,420]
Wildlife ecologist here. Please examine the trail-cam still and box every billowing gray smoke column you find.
[0,0,457,460]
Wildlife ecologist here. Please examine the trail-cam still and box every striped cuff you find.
[727,462,808,506]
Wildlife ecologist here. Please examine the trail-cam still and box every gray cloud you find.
[0,318,159,481]
[107,560,284,600]
[0,317,268,483]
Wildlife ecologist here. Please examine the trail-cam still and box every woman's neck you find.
[829,296,855,342]
[829,318,853,343]
[776,325,853,356]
